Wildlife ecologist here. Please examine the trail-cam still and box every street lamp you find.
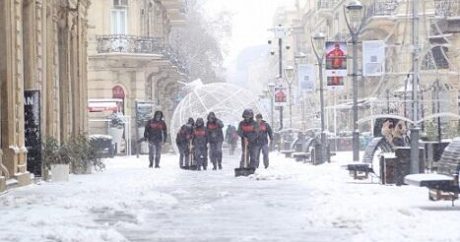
[284,66,295,128]
[344,0,364,163]
[268,24,290,131]
[267,82,275,129]
[311,32,327,164]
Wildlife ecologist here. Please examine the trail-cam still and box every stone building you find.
[86,0,186,153]
[0,0,90,191]
[275,0,460,134]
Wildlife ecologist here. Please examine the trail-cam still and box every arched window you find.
[112,85,126,113]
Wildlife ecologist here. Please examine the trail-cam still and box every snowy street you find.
[1,151,460,242]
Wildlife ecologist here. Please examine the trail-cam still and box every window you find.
[112,0,128,34]
[113,0,128,8]
[111,9,127,34]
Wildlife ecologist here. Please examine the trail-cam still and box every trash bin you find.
[380,148,424,185]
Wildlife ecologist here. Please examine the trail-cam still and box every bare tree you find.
[170,0,232,83]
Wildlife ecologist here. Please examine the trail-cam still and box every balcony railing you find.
[435,0,460,17]
[317,0,339,10]
[367,0,400,17]
[96,34,187,73]
[96,35,164,54]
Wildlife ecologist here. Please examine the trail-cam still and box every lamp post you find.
[344,0,364,163]
[267,82,275,129]
[268,24,290,131]
[409,0,421,174]
[284,66,295,128]
[311,32,327,164]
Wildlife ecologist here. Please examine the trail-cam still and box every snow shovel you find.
[188,140,198,170]
[234,138,255,177]
[181,140,191,170]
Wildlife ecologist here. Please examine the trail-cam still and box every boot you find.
[218,163,222,170]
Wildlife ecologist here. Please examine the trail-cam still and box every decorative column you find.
[0,0,30,186]
[57,6,71,141]
[45,2,61,139]
[23,0,37,90]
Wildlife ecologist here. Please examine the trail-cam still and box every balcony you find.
[96,35,164,54]
[367,0,400,17]
[317,0,339,11]
[435,0,460,17]
[96,34,187,73]
[434,0,460,33]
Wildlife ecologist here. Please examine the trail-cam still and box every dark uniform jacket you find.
[206,119,224,143]
[192,126,208,148]
[176,123,194,146]
[256,120,273,145]
[144,111,167,143]
[237,120,258,144]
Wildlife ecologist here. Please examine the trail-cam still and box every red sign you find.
[274,85,287,107]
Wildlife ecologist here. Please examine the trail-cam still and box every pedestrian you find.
[144,110,167,168]
[237,109,259,169]
[206,112,224,170]
[255,114,273,169]
[176,118,194,169]
[225,124,238,155]
[193,118,208,171]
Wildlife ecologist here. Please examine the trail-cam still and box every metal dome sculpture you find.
[170,79,266,153]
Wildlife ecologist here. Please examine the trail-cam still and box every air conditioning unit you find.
[113,0,128,8]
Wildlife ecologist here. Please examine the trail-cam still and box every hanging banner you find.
[363,40,385,76]
[327,76,344,86]
[325,41,347,77]
[24,90,42,176]
[297,64,315,92]
[274,84,287,107]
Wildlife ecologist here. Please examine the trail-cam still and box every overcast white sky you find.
[203,0,295,67]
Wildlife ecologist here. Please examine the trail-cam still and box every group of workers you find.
[142,109,273,171]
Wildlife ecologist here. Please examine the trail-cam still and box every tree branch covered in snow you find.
[170,0,232,83]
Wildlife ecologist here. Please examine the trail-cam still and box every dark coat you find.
[206,119,224,143]
[256,120,273,145]
[176,123,194,146]
[144,111,167,143]
[192,126,208,150]
[225,125,238,144]
[237,119,258,144]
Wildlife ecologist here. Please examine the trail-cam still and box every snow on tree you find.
[169,0,232,82]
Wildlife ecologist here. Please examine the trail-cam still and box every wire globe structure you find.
[170,80,266,153]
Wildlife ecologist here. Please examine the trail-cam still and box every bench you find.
[344,137,386,179]
[346,163,374,179]
[292,152,310,162]
[421,141,451,171]
[280,149,295,158]
[405,138,460,206]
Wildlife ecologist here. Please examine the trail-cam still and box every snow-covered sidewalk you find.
[0,151,459,242]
